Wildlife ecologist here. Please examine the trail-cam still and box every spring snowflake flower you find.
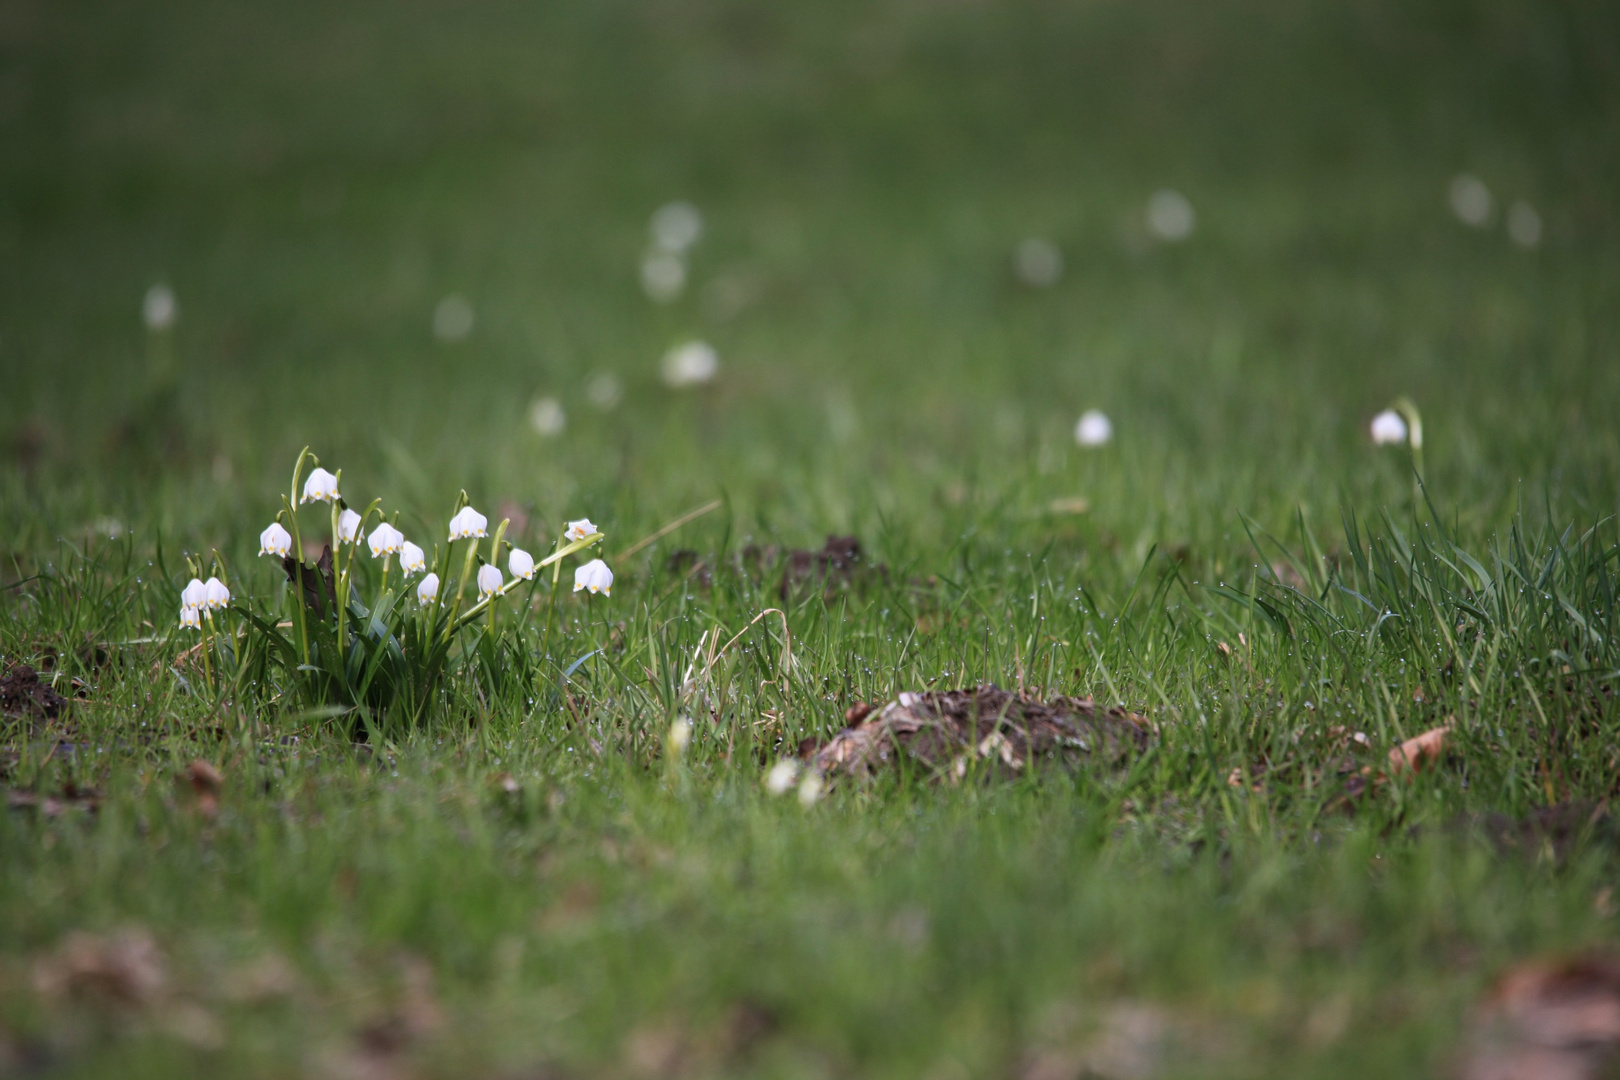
[259,522,292,558]
[448,506,488,541]
[1370,409,1408,445]
[1146,190,1196,242]
[1013,238,1063,288]
[564,518,598,542]
[1449,174,1493,228]
[574,558,613,596]
[367,522,404,558]
[660,341,718,387]
[338,508,362,543]
[509,548,535,580]
[477,563,503,598]
[416,572,440,604]
[203,577,230,611]
[797,771,825,806]
[651,201,703,254]
[1507,200,1542,248]
[668,716,693,754]
[181,578,207,612]
[302,467,340,504]
[399,541,426,575]
[528,396,566,437]
[765,759,801,796]
[143,284,177,331]
[179,604,202,630]
[1075,409,1113,447]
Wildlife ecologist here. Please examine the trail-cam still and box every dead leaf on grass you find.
[1460,955,1620,1080]
[1389,723,1452,775]
[34,929,167,1008]
[0,664,67,723]
[184,759,224,818]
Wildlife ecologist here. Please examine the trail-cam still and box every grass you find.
[3,0,1620,1074]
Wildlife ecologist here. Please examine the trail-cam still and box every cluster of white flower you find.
[178,576,230,629]
[641,201,703,303]
[763,758,824,805]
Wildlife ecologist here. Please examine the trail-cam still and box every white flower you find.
[1013,238,1063,287]
[203,577,230,610]
[259,522,292,558]
[416,572,440,604]
[650,201,703,253]
[179,604,202,630]
[529,396,567,437]
[797,771,825,806]
[509,548,535,580]
[301,467,340,504]
[338,508,362,543]
[668,716,693,754]
[1146,189,1196,242]
[433,295,475,342]
[181,578,207,611]
[765,759,800,796]
[1370,409,1408,445]
[477,563,503,598]
[448,506,488,541]
[641,251,686,302]
[586,372,622,410]
[1449,174,1493,227]
[564,518,598,542]
[367,522,405,558]
[1507,200,1542,248]
[399,541,426,575]
[660,341,718,387]
[574,558,613,596]
[143,284,177,330]
[1075,409,1113,447]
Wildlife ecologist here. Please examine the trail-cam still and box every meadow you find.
[3,0,1620,1075]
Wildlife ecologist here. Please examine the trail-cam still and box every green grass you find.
[3,0,1620,1074]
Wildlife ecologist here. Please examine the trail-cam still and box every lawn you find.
[3,0,1620,1075]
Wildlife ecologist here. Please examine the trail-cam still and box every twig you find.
[612,499,722,564]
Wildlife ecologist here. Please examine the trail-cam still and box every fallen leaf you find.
[1389,724,1452,775]
[1461,955,1620,1080]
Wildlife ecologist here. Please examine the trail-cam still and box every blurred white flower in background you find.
[1507,200,1542,248]
[448,506,488,541]
[432,295,475,342]
[668,715,693,755]
[765,759,801,796]
[565,518,598,542]
[477,564,503,598]
[574,558,613,595]
[338,509,362,543]
[586,372,623,410]
[509,548,535,580]
[143,285,178,331]
[640,251,687,302]
[416,572,440,604]
[528,396,567,437]
[1014,237,1064,287]
[367,523,404,558]
[1449,174,1493,227]
[203,577,231,610]
[302,467,340,504]
[1369,409,1408,445]
[1075,409,1113,447]
[650,201,703,254]
[399,541,427,575]
[797,771,825,806]
[1146,190,1196,242]
[661,341,718,388]
[259,522,292,558]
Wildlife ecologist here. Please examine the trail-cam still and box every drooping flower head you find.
[573,558,613,596]
[301,467,340,504]
[448,506,488,541]
[509,548,535,580]
[338,509,362,543]
[1370,409,1408,446]
[1075,410,1113,447]
[477,563,503,599]
[179,604,202,630]
[416,572,440,604]
[181,578,207,611]
[203,577,230,611]
[399,541,426,575]
[259,522,292,558]
[564,519,598,542]
[367,523,405,558]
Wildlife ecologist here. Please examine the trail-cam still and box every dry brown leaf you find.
[1389,723,1452,775]
[1460,955,1620,1080]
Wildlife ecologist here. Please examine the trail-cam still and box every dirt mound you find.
[810,686,1152,782]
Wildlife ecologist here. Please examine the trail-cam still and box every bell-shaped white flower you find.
[416,572,440,604]
[448,506,488,541]
[509,548,535,580]
[477,563,503,598]
[399,541,426,575]
[765,759,801,796]
[574,558,613,595]
[259,522,292,558]
[203,577,231,611]
[1370,409,1408,446]
[367,522,405,558]
[179,604,202,630]
[660,341,719,387]
[564,518,598,542]
[1075,409,1113,447]
[301,467,340,504]
[181,578,207,611]
[338,508,362,543]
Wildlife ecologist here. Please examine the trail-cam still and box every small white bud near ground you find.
[259,523,292,558]
[574,558,613,595]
